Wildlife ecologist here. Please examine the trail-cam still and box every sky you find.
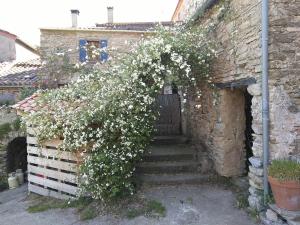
[0,0,178,52]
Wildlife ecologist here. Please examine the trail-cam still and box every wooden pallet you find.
[27,127,81,200]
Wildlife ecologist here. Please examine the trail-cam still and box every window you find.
[87,40,100,63]
[79,39,108,63]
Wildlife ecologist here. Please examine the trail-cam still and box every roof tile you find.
[0,58,41,87]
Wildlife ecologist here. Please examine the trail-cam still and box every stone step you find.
[136,161,199,174]
[143,144,195,162]
[151,136,189,145]
[137,173,212,185]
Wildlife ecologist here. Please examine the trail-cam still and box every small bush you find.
[268,160,300,182]
[19,87,37,101]
[12,118,21,131]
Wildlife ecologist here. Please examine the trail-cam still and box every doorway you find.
[154,93,181,136]
[215,87,253,176]
[244,90,254,172]
[6,137,27,173]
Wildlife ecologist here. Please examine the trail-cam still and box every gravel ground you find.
[0,184,259,225]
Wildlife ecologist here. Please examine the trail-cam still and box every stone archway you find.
[0,108,26,180]
[0,129,26,177]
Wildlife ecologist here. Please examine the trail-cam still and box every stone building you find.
[0,29,40,103]
[0,59,41,102]
[0,30,39,183]
[0,29,16,62]
[40,8,173,65]
[0,29,39,63]
[172,0,300,209]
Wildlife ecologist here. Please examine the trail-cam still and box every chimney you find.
[71,9,80,28]
[107,7,113,24]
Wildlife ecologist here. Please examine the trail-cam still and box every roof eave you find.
[15,38,40,56]
[40,27,156,34]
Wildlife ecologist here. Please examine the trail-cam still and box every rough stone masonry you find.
[0,107,24,179]
[173,0,300,210]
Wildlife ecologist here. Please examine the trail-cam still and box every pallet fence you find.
[27,127,82,199]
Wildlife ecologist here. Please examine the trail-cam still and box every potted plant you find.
[268,159,300,211]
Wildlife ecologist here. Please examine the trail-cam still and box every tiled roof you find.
[0,58,41,87]
[95,21,175,31]
[12,93,40,113]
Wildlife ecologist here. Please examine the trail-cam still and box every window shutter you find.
[100,39,108,62]
[79,39,87,62]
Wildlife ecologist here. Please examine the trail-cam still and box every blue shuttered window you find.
[79,39,87,62]
[100,40,108,62]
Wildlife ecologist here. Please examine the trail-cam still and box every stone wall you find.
[184,0,262,175]
[0,107,25,179]
[172,0,207,22]
[268,0,300,158]
[40,28,150,64]
[177,0,300,210]
[0,35,16,63]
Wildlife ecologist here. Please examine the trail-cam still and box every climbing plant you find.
[23,25,216,200]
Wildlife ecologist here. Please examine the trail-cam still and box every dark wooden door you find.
[155,94,181,135]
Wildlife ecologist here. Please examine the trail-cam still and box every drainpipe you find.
[261,0,270,205]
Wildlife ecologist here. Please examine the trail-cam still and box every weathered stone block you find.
[249,177,263,190]
[249,166,264,177]
[248,195,263,211]
[249,157,263,168]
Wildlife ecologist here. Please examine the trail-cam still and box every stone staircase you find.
[136,136,212,185]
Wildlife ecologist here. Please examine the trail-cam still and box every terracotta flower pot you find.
[269,176,300,211]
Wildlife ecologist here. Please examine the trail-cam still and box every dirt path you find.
[0,184,259,225]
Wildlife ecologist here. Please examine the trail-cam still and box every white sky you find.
[0,0,178,46]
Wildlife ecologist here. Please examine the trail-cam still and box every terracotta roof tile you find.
[12,93,40,113]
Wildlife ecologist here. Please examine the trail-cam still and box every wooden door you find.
[155,94,181,136]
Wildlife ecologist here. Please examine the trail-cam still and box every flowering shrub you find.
[24,25,216,200]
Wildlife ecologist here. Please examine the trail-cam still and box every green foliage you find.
[186,0,231,27]
[248,208,260,222]
[23,25,216,201]
[27,197,68,213]
[265,194,275,205]
[38,50,86,89]
[236,194,249,209]
[19,87,38,101]
[27,195,97,220]
[0,123,12,139]
[67,196,93,210]
[0,118,21,139]
[12,117,21,131]
[0,175,8,192]
[0,100,14,106]
[79,206,98,220]
[147,200,166,216]
[186,197,193,204]
[268,159,300,182]
[126,200,166,219]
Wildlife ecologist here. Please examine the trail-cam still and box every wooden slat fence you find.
[27,127,82,200]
